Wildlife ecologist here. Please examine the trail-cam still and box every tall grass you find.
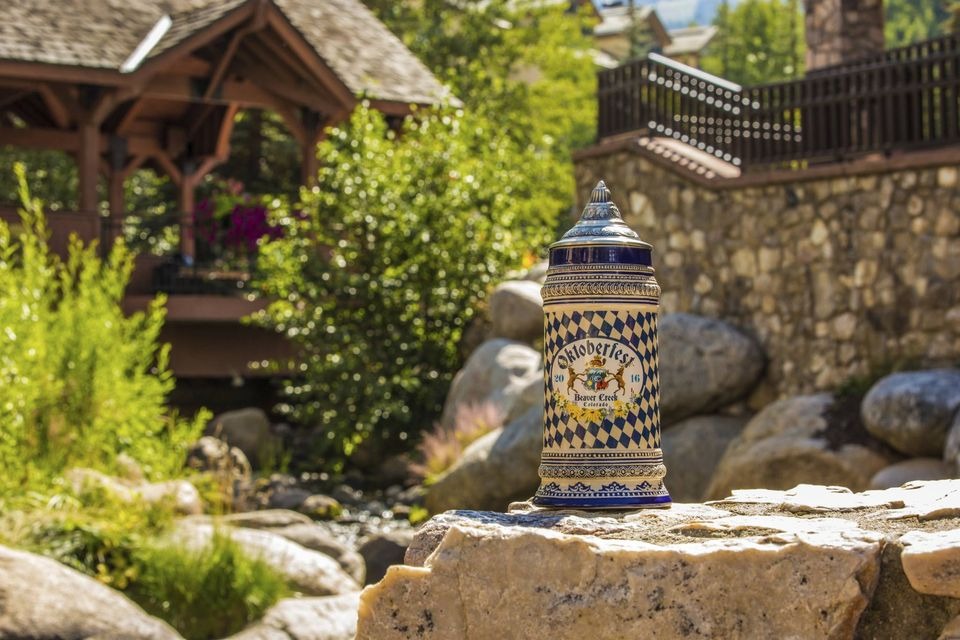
[415,402,504,483]
[130,531,289,640]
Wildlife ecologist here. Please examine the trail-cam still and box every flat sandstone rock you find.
[358,481,960,640]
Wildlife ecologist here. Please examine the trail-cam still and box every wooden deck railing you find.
[597,32,960,171]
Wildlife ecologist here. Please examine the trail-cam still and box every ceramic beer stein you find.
[532,180,671,509]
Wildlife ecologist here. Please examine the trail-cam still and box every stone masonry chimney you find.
[805,0,885,71]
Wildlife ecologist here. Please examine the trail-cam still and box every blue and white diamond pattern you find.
[543,308,661,451]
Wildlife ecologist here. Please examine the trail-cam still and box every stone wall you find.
[574,146,960,400]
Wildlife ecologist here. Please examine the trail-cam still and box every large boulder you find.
[175,522,359,596]
[658,313,765,423]
[361,503,879,638]
[706,394,893,499]
[900,529,960,599]
[358,529,417,585]
[946,414,960,475]
[264,523,364,584]
[229,593,361,640]
[661,414,749,501]
[67,468,202,515]
[425,403,542,513]
[487,280,543,343]
[857,535,960,640]
[869,458,954,490]
[0,544,181,639]
[211,509,314,528]
[187,510,365,584]
[267,487,312,511]
[521,261,549,283]
[206,408,281,468]
[186,435,253,510]
[942,615,960,640]
[440,339,542,429]
[362,481,960,640]
[862,369,960,457]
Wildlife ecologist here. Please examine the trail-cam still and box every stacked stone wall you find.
[574,150,960,401]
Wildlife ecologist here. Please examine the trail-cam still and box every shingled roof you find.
[0,0,448,105]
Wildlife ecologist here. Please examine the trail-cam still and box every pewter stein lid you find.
[549,180,653,267]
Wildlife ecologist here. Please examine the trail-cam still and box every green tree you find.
[0,149,77,211]
[626,7,659,59]
[366,0,597,167]
[701,0,804,86]
[255,104,564,463]
[885,0,947,46]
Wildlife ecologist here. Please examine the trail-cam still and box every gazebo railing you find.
[597,32,960,171]
[101,213,254,296]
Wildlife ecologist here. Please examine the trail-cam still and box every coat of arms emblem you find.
[584,355,610,391]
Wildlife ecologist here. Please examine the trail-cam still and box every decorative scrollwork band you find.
[541,279,662,301]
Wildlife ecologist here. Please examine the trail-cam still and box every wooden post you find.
[106,136,128,246]
[78,121,100,213]
[107,172,125,242]
[301,140,318,187]
[300,109,323,187]
[179,161,197,263]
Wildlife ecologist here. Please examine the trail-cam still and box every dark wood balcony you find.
[598,32,960,171]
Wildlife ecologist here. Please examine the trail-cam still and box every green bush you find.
[130,530,289,640]
[255,105,560,464]
[5,491,284,640]
[0,164,203,500]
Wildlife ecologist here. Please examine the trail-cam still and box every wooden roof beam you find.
[214,103,239,158]
[234,41,304,90]
[367,99,422,117]
[243,32,325,94]
[115,97,148,135]
[0,126,79,151]
[0,90,29,110]
[132,1,257,82]
[139,73,284,110]
[240,65,340,112]
[263,10,356,111]
[37,85,72,128]
[204,3,269,102]
[0,60,127,86]
[0,125,162,155]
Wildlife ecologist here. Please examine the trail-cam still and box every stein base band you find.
[531,495,672,509]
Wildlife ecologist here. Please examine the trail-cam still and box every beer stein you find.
[532,180,670,509]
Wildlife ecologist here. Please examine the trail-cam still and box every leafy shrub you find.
[130,531,289,640]
[0,165,203,500]
[255,105,562,464]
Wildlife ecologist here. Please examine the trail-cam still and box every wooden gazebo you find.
[0,0,447,258]
[0,0,447,380]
